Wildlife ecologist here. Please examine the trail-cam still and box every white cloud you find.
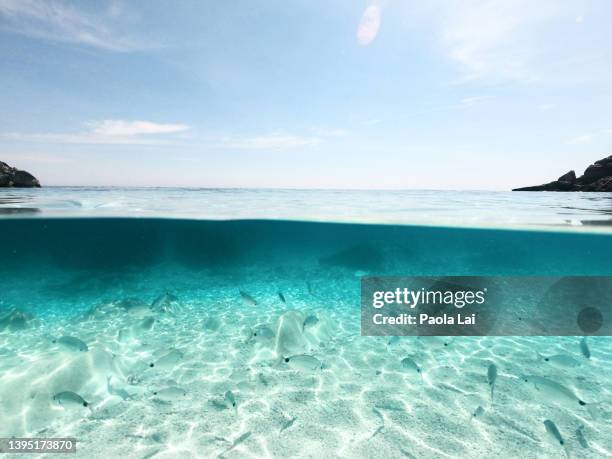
[567,134,593,144]
[460,96,491,107]
[357,4,381,46]
[0,0,143,51]
[538,103,557,111]
[411,0,606,84]
[221,133,321,150]
[1,119,190,145]
[86,120,190,137]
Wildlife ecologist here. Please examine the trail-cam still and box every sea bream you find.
[239,290,258,306]
[54,336,89,352]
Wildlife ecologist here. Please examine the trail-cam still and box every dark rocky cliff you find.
[513,155,612,192]
[0,161,41,187]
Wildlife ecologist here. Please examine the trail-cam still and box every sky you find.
[1,0,611,189]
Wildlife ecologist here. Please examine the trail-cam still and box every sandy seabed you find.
[1,264,611,459]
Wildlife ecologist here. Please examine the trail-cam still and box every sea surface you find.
[0,188,611,458]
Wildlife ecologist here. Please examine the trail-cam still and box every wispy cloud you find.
[0,0,144,51]
[357,4,382,46]
[412,0,601,84]
[1,119,191,145]
[567,128,612,145]
[221,133,321,150]
[460,96,491,107]
[85,120,190,137]
[538,103,556,111]
[567,133,593,145]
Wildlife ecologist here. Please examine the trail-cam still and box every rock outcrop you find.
[0,161,41,187]
[513,155,612,192]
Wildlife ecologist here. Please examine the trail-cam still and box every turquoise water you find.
[1,189,612,458]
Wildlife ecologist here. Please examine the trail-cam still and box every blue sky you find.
[1,0,611,189]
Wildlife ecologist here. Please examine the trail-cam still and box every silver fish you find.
[539,353,581,368]
[278,292,286,303]
[576,424,588,448]
[220,431,251,457]
[544,420,570,458]
[224,390,237,408]
[285,354,323,371]
[239,290,257,306]
[387,336,400,347]
[580,337,591,359]
[55,336,88,352]
[487,363,497,401]
[401,357,422,377]
[471,405,485,420]
[153,349,184,370]
[53,391,89,408]
[303,315,319,330]
[139,317,155,331]
[522,375,586,406]
[279,416,296,435]
[251,324,274,340]
[153,386,187,401]
[151,292,180,315]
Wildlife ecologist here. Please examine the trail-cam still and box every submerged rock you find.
[151,293,182,315]
[272,309,335,358]
[513,155,612,191]
[0,161,41,187]
[118,298,151,316]
[0,310,35,332]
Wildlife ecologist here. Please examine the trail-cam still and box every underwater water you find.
[1,195,612,458]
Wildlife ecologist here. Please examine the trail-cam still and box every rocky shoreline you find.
[513,155,612,192]
[0,161,41,187]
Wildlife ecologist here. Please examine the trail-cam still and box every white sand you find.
[1,265,611,458]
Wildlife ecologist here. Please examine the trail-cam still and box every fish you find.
[522,375,586,407]
[538,352,581,368]
[224,390,237,408]
[278,291,286,303]
[219,431,251,457]
[139,316,155,331]
[303,315,319,331]
[53,391,89,408]
[373,407,384,425]
[580,337,591,359]
[387,336,400,347]
[487,363,497,402]
[400,357,422,378]
[576,424,588,448]
[544,419,570,458]
[239,290,257,306]
[285,354,323,371]
[367,425,385,440]
[153,349,184,370]
[471,405,485,421]
[203,316,221,331]
[153,386,187,401]
[151,292,181,315]
[306,281,315,296]
[279,416,296,435]
[54,336,88,352]
[251,324,274,340]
